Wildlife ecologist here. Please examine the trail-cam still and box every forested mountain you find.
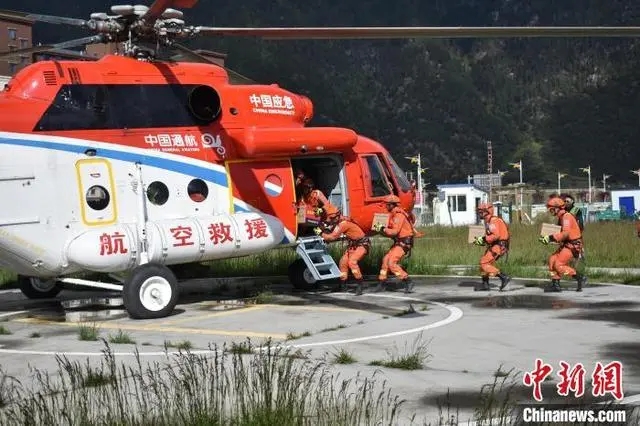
[8,0,640,189]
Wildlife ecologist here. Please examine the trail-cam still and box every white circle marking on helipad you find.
[0,294,462,357]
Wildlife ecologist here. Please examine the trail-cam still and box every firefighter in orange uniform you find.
[314,211,370,295]
[539,196,587,292]
[473,203,511,292]
[373,195,416,293]
[298,177,339,220]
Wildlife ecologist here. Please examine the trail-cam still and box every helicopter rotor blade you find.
[192,26,640,39]
[171,43,256,84]
[25,13,89,27]
[0,35,107,59]
[45,48,100,60]
[142,0,197,25]
[0,45,55,60]
[172,0,199,7]
[142,0,173,24]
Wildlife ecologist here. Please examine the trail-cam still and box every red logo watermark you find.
[523,359,623,402]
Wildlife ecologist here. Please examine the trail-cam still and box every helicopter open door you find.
[75,158,118,227]
[226,159,297,242]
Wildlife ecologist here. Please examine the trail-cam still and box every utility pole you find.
[405,154,426,224]
[580,166,592,204]
[602,174,611,192]
[487,141,493,202]
[557,172,566,194]
[632,169,640,187]
[509,160,523,208]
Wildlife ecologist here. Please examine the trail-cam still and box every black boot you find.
[575,274,587,292]
[544,279,562,292]
[403,278,414,294]
[332,280,347,292]
[475,276,490,291]
[498,272,511,292]
[372,281,386,292]
[354,279,364,296]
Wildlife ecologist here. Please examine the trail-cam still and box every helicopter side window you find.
[107,85,153,128]
[86,185,110,211]
[362,155,393,198]
[108,84,212,129]
[147,181,169,206]
[35,84,219,131]
[187,178,208,202]
[35,84,112,131]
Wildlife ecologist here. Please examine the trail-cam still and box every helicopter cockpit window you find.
[386,154,412,192]
[363,155,393,198]
[35,84,220,131]
[35,85,112,131]
[86,185,110,211]
[187,178,208,202]
[147,181,169,206]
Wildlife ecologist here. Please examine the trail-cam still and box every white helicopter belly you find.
[0,131,293,279]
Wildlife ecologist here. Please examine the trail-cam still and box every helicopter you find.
[1,0,640,320]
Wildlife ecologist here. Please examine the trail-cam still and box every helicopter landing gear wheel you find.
[17,276,63,299]
[287,259,318,290]
[123,263,179,320]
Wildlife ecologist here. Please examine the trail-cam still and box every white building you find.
[610,189,640,217]
[432,184,488,226]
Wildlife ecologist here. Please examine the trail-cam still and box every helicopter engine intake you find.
[64,212,285,273]
[188,85,221,123]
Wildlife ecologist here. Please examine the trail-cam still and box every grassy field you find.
[0,218,638,288]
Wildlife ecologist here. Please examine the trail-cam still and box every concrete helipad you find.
[0,276,640,424]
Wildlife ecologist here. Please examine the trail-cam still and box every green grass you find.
[321,324,348,333]
[0,220,638,289]
[0,340,407,425]
[164,340,192,350]
[369,334,432,371]
[107,329,136,345]
[331,349,357,365]
[77,323,100,341]
[286,331,312,340]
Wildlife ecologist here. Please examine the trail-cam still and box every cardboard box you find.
[297,206,321,225]
[372,213,390,230]
[540,223,561,236]
[296,206,306,224]
[468,225,486,243]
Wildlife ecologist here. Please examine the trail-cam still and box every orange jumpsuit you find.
[321,218,370,282]
[548,212,583,279]
[480,216,510,277]
[298,189,338,219]
[378,207,415,281]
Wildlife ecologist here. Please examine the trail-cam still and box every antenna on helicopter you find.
[1,0,640,61]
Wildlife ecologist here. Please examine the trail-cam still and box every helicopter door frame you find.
[290,154,349,217]
[75,158,118,227]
